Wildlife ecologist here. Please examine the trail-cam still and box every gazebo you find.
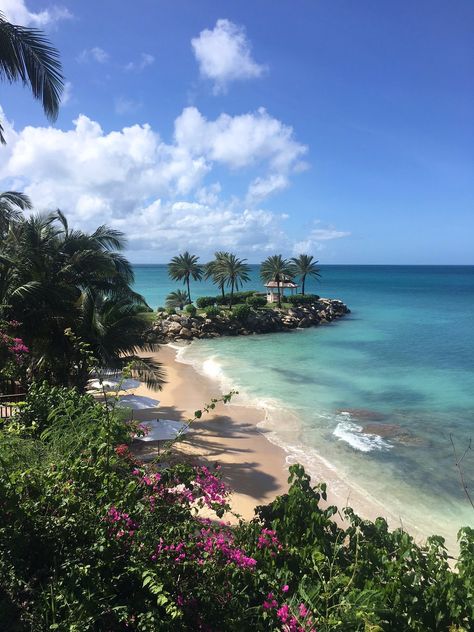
[264,276,298,303]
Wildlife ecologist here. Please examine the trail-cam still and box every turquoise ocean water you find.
[133,265,474,546]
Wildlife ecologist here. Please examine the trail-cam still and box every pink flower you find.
[282,584,289,593]
[263,592,278,610]
[277,604,290,623]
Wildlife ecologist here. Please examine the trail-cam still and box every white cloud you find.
[0,107,316,259]
[2,0,72,26]
[191,18,266,93]
[125,53,155,72]
[292,223,351,255]
[175,106,306,172]
[78,47,109,64]
[114,97,142,115]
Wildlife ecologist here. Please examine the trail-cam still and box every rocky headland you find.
[149,298,350,343]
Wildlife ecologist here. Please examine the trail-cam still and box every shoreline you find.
[133,344,435,545]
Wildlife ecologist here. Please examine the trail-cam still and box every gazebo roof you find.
[265,279,298,289]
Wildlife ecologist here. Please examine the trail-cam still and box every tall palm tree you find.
[165,289,190,311]
[168,252,202,303]
[0,12,64,143]
[0,191,32,236]
[260,255,292,308]
[216,253,251,308]
[204,251,228,301]
[290,254,321,295]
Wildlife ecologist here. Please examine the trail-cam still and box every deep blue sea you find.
[133,265,474,546]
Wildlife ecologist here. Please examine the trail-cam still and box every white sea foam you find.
[171,343,425,539]
[333,415,392,452]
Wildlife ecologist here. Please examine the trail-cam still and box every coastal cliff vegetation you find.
[0,383,473,631]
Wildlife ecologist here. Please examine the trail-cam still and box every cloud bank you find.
[0,105,316,259]
[2,0,71,27]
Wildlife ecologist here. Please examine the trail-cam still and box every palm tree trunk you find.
[230,280,234,308]
[186,276,191,303]
[277,280,281,308]
[302,275,306,295]
[220,284,225,301]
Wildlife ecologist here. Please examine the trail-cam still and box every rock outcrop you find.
[148,298,350,344]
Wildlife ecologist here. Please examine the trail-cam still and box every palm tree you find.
[78,292,164,391]
[0,191,32,236]
[168,252,202,303]
[165,290,190,311]
[260,255,292,308]
[290,254,321,295]
[216,253,251,308]
[0,12,64,143]
[0,210,162,390]
[204,251,228,301]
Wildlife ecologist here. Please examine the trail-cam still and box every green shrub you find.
[205,306,221,318]
[232,290,256,302]
[166,307,176,315]
[231,304,251,322]
[214,291,256,306]
[246,295,267,308]
[196,296,216,309]
[185,304,197,316]
[13,381,102,436]
[156,306,166,312]
[287,293,320,305]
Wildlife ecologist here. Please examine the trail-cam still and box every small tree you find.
[290,254,321,295]
[216,253,251,308]
[168,252,203,303]
[165,290,190,311]
[204,251,228,301]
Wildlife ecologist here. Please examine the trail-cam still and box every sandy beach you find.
[132,344,290,520]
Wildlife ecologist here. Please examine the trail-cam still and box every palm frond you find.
[121,355,166,391]
[0,14,64,131]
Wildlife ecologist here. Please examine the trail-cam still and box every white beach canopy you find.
[88,375,141,391]
[115,394,161,410]
[136,419,190,442]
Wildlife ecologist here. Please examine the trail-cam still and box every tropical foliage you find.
[203,251,229,300]
[0,208,162,391]
[168,252,203,303]
[0,12,64,144]
[0,384,472,631]
[166,290,190,311]
[260,255,293,308]
[0,191,32,237]
[290,255,321,295]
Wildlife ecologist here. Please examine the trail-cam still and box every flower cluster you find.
[196,528,257,569]
[133,465,229,511]
[151,526,257,570]
[0,323,29,364]
[257,528,282,553]
[106,506,139,540]
[263,587,315,631]
[194,465,228,508]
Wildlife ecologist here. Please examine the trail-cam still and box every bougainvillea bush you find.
[0,385,472,631]
[0,320,29,393]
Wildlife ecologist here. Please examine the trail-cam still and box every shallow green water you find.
[134,265,474,545]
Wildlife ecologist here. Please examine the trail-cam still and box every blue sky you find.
[0,0,472,263]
